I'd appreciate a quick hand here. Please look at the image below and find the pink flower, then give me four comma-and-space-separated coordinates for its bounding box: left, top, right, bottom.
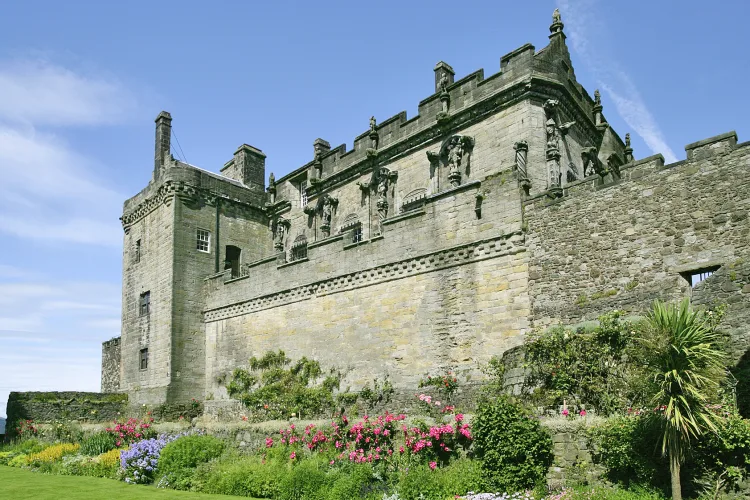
265, 438, 274, 448
429, 461, 437, 470
561, 409, 569, 417
579, 410, 587, 417
289, 452, 296, 460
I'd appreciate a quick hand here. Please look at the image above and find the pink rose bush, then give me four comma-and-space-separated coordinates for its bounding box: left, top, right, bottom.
266, 410, 472, 469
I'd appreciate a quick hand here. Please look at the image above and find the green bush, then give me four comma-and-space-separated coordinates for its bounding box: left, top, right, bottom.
326, 464, 380, 500
196, 455, 287, 498
472, 396, 553, 492
397, 464, 446, 500
157, 434, 225, 490
277, 458, 332, 500
226, 350, 346, 421
80, 431, 117, 456
589, 415, 666, 489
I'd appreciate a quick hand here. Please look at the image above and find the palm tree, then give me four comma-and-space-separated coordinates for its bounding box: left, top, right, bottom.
640, 299, 726, 500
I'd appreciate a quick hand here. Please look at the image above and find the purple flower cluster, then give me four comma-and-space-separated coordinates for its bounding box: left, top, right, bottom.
120, 432, 191, 484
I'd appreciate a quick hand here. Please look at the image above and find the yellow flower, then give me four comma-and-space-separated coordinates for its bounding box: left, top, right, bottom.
95, 447, 126, 468
25, 443, 79, 464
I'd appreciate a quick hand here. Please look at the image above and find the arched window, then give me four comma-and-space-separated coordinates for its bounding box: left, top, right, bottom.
291, 235, 308, 261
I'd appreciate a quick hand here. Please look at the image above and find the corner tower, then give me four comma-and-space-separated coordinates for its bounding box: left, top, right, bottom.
119, 112, 271, 405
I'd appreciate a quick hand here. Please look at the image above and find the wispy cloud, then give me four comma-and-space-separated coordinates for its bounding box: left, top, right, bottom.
556, 0, 678, 163
0, 59, 131, 247
0, 59, 136, 127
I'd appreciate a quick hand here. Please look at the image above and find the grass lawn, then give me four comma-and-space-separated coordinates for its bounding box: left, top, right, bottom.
0, 466, 255, 500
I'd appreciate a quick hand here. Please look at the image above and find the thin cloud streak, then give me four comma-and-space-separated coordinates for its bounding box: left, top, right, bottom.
556, 0, 678, 163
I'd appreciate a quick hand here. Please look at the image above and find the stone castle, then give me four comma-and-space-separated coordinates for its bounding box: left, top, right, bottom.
101, 10, 750, 415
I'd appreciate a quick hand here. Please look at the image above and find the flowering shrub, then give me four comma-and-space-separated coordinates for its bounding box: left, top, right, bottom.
120, 433, 183, 484
25, 443, 80, 465
267, 410, 472, 468
15, 419, 38, 439
105, 416, 155, 447
461, 493, 535, 500
419, 370, 459, 399
97, 447, 127, 468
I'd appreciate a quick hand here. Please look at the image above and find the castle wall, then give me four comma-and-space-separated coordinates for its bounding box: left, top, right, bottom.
525, 133, 750, 334
100, 337, 121, 393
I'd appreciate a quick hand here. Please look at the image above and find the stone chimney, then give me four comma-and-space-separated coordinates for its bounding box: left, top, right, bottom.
233, 144, 266, 196
434, 61, 455, 93
154, 111, 172, 180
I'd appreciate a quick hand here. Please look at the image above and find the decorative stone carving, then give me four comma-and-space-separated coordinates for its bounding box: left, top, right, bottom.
607, 153, 623, 179
593, 89, 604, 126
368, 166, 398, 231
272, 217, 290, 252
582, 147, 606, 177
566, 162, 579, 183
513, 141, 531, 194
401, 188, 427, 213
624, 133, 634, 163
368, 116, 379, 155
436, 75, 451, 123
426, 151, 440, 193
440, 135, 475, 188
267, 172, 276, 204
544, 99, 563, 197
316, 195, 339, 238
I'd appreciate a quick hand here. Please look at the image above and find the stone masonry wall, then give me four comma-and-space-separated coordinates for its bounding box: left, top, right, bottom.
525, 134, 750, 339
5, 392, 128, 441
204, 166, 531, 402
101, 337, 121, 393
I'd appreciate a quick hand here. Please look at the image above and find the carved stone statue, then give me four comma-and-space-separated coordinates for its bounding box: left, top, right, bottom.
625, 133, 631, 147
546, 118, 559, 150
273, 219, 288, 251
439, 135, 474, 188
322, 197, 334, 227
594, 89, 601, 106
370, 116, 376, 132
438, 74, 449, 93
582, 147, 605, 177
269, 172, 275, 186
553, 8, 561, 24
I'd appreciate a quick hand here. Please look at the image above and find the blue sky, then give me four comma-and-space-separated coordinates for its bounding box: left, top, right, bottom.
0, 0, 747, 418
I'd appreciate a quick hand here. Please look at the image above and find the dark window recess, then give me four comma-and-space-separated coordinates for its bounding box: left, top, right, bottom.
135, 239, 141, 263
139, 348, 149, 370
139, 291, 151, 316
680, 266, 721, 288
225, 245, 241, 278
291, 235, 308, 261
351, 225, 363, 244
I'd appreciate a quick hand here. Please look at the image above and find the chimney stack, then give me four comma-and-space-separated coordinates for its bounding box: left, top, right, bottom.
154, 111, 172, 180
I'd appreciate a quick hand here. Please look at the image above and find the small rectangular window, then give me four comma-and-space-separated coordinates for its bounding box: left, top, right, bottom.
299, 180, 308, 208
352, 226, 363, 244
197, 229, 211, 253
680, 265, 720, 288
135, 239, 141, 263
139, 348, 149, 370
139, 291, 150, 316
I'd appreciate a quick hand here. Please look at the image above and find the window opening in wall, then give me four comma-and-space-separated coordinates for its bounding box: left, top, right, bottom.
352, 225, 363, 244
139, 348, 149, 370
680, 265, 721, 288
197, 229, 211, 253
225, 245, 242, 278
291, 235, 308, 261
135, 239, 141, 263
139, 291, 151, 316
299, 179, 308, 208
